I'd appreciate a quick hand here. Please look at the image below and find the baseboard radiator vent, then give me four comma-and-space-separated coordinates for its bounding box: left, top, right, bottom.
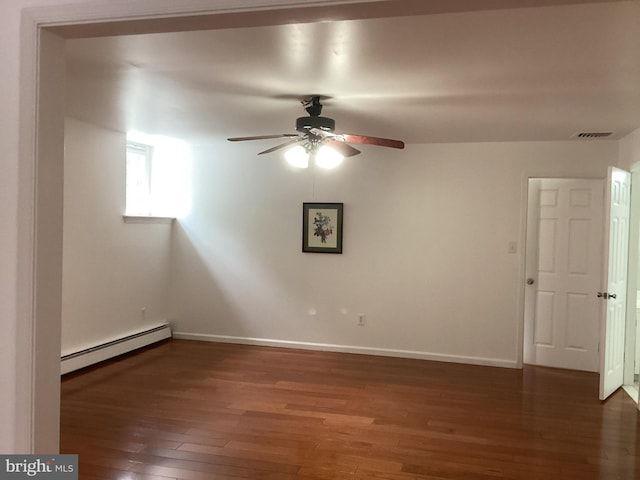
61, 323, 171, 375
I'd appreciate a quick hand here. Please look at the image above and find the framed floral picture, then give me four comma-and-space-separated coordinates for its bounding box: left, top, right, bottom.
302, 203, 343, 254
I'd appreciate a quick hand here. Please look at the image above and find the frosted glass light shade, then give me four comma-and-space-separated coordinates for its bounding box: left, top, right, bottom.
285, 145, 309, 168
315, 145, 344, 169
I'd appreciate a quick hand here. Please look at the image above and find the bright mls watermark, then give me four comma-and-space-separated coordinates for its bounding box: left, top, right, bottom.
0, 455, 77, 479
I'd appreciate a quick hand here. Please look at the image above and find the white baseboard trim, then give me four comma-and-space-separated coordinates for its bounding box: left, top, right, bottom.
171, 332, 518, 369
61, 323, 172, 375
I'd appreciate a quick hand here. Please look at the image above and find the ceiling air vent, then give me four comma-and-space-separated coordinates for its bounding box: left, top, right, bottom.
573, 132, 613, 139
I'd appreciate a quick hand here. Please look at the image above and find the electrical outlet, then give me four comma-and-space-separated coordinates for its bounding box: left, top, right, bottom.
141, 307, 146, 321
357, 313, 366, 326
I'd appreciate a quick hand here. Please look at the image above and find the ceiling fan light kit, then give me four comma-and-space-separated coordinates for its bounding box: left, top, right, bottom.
228, 96, 405, 169
284, 143, 344, 169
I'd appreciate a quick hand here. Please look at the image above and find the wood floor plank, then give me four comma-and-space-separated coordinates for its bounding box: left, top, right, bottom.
61, 339, 640, 479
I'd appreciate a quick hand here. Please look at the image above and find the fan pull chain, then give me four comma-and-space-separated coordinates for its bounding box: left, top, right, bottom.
312, 170, 316, 198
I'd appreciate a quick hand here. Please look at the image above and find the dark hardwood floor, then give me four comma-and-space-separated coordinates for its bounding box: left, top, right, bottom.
60, 339, 640, 479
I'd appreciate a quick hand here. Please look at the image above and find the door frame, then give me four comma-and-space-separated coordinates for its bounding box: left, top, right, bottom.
520, 176, 604, 372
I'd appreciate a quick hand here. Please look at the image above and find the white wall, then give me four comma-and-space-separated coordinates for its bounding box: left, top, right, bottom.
62, 118, 172, 355
620, 127, 640, 171
170, 139, 617, 366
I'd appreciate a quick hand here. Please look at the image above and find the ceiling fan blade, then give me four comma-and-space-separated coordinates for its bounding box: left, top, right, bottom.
308, 128, 404, 150
326, 140, 360, 157
337, 134, 405, 149
228, 134, 299, 142
257, 137, 304, 155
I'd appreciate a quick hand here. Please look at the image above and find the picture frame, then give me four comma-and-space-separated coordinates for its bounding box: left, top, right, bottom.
302, 203, 343, 254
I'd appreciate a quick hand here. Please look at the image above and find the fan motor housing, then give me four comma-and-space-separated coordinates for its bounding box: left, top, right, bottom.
296, 116, 335, 133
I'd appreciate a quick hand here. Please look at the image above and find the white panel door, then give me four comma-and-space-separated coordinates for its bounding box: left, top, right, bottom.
524, 178, 603, 372
600, 167, 630, 400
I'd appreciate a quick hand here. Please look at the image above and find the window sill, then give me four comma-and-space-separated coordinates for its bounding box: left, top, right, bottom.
123, 215, 175, 224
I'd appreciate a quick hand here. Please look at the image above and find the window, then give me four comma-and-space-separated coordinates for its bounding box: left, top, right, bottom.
126, 142, 153, 216
125, 132, 191, 219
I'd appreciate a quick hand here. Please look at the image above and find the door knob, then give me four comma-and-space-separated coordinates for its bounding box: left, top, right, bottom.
597, 292, 617, 299
526, 278, 535, 285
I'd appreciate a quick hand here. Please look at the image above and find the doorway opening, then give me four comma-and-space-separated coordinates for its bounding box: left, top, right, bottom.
524, 170, 632, 402
622, 165, 640, 403
523, 178, 604, 373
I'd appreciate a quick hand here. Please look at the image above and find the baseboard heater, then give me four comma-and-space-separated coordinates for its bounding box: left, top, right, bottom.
61, 323, 171, 375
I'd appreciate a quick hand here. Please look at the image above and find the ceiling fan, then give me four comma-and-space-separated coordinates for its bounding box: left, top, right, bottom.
227, 96, 405, 168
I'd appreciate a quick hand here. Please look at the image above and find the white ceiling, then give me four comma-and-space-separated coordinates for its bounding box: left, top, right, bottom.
64, 0, 640, 146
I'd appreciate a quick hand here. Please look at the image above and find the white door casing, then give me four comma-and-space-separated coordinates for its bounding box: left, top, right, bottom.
524, 178, 603, 372
599, 167, 630, 400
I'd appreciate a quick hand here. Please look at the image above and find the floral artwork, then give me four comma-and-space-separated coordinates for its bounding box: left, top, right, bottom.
302, 203, 343, 253
312, 211, 333, 244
